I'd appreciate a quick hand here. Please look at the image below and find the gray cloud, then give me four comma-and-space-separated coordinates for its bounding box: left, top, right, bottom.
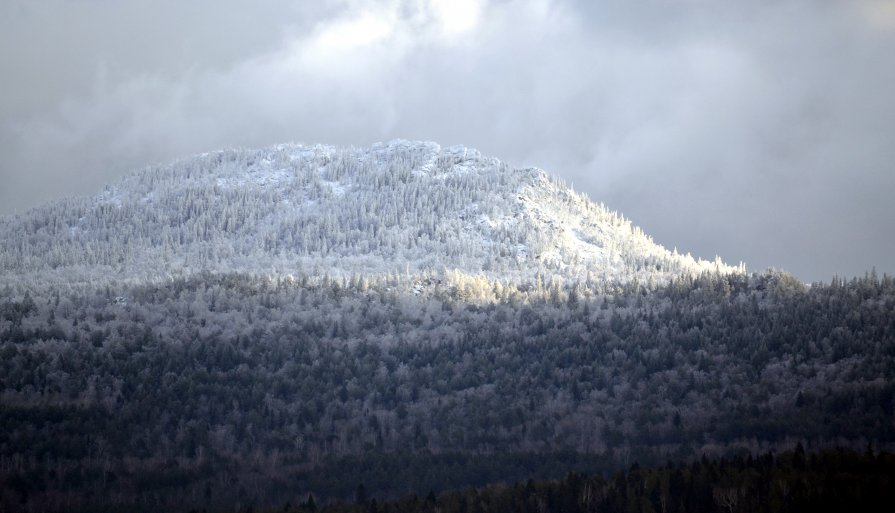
2, 0, 893, 282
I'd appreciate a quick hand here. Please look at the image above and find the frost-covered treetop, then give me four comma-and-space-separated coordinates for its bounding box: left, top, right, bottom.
0, 140, 743, 291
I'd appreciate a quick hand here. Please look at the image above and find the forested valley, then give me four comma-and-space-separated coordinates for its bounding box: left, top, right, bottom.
1, 270, 893, 512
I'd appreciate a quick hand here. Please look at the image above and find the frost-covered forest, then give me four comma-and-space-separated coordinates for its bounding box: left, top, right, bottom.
1, 270, 893, 511
0, 142, 891, 512
0, 141, 739, 291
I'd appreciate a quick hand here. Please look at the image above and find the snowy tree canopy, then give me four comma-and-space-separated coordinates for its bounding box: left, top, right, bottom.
0, 140, 743, 293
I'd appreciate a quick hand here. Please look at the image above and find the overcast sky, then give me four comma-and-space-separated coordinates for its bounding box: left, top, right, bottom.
2, 0, 893, 282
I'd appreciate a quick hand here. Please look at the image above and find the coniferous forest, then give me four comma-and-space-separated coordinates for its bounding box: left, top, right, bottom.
5, 0, 895, 503
1, 270, 893, 512
4, 0, 895, 507
0, 141, 892, 512
248, 447, 895, 513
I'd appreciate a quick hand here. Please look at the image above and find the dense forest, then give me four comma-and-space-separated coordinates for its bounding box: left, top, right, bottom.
0, 141, 739, 291
248, 447, 895, 513
1, 269, 893, 511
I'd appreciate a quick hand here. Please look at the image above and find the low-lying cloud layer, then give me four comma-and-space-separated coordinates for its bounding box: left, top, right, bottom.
2, 0, 893, 281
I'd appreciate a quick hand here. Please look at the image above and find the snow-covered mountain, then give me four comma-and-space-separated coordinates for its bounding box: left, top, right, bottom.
0, 140, 743, 290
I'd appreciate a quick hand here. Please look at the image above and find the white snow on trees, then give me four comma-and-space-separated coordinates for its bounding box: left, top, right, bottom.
0, 140, 744, 292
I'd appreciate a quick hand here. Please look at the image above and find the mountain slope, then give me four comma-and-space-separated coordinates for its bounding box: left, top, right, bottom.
0, 140, 741, 290
2, 142, 894, 513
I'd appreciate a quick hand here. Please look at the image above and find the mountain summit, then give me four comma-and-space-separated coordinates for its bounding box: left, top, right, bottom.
0, 140, 742, 289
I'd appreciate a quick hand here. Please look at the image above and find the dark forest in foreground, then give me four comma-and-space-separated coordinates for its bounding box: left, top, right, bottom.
1, 271, 894, 511
246, 447, 895, 513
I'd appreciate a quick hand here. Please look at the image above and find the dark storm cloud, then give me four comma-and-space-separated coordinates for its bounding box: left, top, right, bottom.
2, 0, 893, 281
